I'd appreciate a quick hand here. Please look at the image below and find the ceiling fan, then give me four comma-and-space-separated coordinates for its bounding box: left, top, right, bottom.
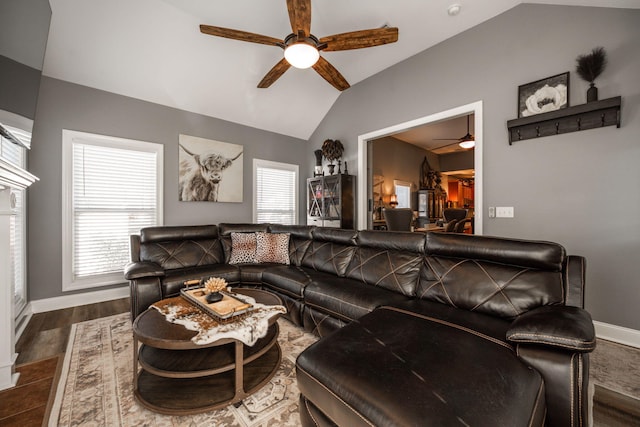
199, 0, 398, 91
433, 115, 475, 149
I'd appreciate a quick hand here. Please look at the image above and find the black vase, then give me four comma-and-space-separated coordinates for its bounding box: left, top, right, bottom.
205, 292, 223, 303
587, 83, 598, 102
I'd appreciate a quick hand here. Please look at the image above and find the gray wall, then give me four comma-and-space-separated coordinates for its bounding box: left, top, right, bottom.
307, 5, 640, 329
0, 56, 42, 120
0, 0, 51, 120
29, 77, 307, 300
440, 150, 474, 173
371, 136, 433, 199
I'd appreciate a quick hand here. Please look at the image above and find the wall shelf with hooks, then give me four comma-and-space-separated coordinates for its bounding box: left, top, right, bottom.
507, 96, 621, 145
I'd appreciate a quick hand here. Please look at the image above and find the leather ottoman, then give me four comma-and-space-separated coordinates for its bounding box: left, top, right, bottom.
296, 306, 547, 427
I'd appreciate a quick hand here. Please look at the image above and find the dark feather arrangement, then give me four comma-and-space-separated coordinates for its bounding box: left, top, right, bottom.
575, 47, 607, 83
322, 139, 344, 162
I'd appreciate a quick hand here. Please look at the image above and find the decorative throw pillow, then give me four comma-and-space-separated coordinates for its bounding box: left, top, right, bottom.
229, 232, 257, 264
255, 232, 290, 264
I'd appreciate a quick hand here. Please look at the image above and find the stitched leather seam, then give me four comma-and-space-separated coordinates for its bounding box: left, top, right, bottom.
570, 353, 575, 426
473, 262, 523, 317
528, 382, 545, 427
304, 398, 321, 427
507, 333, 595, 350
191, 240, 220, 265
344, 251, 365, 281
309, 309, 344, 335
154, 242, 188, 268
581, 258, 585, 306
297, 365, 375, 427
382, 307, 512, 351
373, 254, 418, 295
578, 354, 584, 427
306, 299, 359, 321
507, 339, 593, 351
423, 257, 462, 307
563, 259, 569, 304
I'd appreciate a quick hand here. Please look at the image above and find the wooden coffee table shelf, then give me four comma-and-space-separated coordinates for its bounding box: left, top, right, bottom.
132, 288, 283, 415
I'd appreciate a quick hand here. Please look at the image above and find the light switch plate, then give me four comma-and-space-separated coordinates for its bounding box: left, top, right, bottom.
488, 207, 495, 218
496, 207, 514, 218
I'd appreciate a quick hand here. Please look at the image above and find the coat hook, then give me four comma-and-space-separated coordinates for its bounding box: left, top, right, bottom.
535, 126, 540, 137
517, 129, 522, 140
601, 113, 606, 127
577, 117, 582, 130
555, 122, 560, 134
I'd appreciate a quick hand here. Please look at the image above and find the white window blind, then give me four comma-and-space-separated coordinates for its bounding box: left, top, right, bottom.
254, 159, 298, 225
1, 123, 27, 313
62, 130, 163, 290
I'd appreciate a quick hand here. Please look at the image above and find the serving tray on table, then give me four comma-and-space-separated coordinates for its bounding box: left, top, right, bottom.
180, 287, 253, 319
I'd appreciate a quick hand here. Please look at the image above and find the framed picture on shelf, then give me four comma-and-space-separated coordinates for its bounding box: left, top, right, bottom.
517, 72, 569, 118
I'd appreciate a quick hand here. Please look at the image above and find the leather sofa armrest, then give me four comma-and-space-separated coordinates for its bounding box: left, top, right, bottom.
507, 305, 596, 352
124, 261, 165, 280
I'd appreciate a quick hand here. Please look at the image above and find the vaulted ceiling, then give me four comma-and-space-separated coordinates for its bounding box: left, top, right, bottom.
42, 0, 634, 140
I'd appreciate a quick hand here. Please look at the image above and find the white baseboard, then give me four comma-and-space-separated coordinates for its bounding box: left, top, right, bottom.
594, 321, 640, 349
29, 286, 129, 314
15, 308, 33, 341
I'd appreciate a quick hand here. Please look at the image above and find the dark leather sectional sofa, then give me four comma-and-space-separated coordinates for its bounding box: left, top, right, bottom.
125, 223, 595, 426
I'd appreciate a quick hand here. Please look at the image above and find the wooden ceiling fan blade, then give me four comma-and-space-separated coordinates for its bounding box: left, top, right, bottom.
319, 27, 398, 51
287, 0, 311, 36
200, 25, 283, 47
258, 58, 291, 88
312, 56, 350, 91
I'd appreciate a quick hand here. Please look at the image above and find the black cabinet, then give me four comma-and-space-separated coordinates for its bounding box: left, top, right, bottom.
307, 175, 355, 229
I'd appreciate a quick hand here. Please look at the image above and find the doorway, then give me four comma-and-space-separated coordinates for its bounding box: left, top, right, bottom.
357, 101, 483, 234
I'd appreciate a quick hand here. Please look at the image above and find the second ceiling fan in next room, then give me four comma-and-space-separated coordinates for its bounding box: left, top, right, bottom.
199, 0, 399, 91
433, 115, 475, 149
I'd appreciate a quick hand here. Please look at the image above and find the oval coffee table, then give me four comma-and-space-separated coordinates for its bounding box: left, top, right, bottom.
132, 288, 283, 415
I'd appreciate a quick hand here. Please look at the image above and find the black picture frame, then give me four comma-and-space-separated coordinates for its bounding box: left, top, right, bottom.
517, 72, 570, 118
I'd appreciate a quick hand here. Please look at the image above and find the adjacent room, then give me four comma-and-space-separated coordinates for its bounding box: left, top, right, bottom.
1, 0, 639, 425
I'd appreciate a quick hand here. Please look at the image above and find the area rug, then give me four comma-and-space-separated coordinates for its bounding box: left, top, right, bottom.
49, 313, 318, 426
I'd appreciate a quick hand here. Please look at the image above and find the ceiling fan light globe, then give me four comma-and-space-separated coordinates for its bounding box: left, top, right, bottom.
459, 140, 475, 149
284, 43, 319, 69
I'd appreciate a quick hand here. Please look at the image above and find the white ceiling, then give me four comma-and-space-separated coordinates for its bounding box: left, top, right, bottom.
42, 0, 635, 140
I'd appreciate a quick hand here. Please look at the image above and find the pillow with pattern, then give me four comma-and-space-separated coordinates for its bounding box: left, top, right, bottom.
229, 232, 257, 264
255, 232, 290, 264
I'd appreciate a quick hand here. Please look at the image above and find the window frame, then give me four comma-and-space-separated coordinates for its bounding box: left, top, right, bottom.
252, 158, 299, 225
61, 130, 164, 291
394, 179, 412, 209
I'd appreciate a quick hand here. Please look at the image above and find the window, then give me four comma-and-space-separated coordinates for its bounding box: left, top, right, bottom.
253, 159, 298, 225
62, 130, 163, 291
394, 180, 412, 209
0, 122, 28, 316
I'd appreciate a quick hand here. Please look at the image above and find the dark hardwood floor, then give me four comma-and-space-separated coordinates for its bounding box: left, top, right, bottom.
8, 297, 640, 426
15, 297, 130, 365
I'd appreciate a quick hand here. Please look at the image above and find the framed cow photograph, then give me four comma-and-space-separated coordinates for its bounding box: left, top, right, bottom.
178, 134, 244, 202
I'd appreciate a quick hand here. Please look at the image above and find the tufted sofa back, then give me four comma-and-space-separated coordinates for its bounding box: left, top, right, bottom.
302, 228, 357, 277
420, 232, 567, 319
345, 231, 425, 297
138, 225, 224, 270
